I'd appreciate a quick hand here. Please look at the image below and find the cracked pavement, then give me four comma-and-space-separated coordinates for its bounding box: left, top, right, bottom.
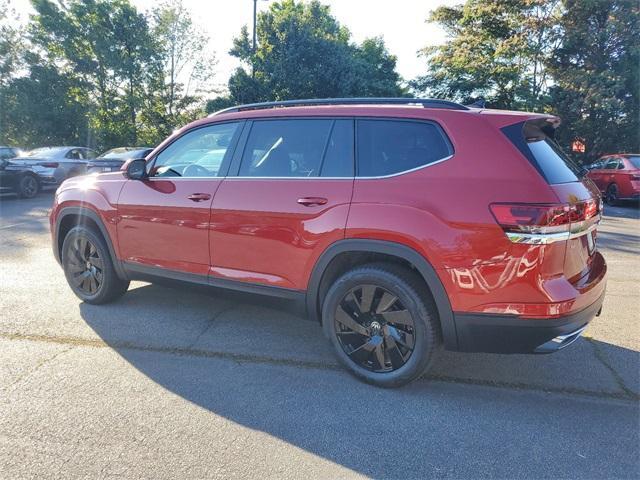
1, 193, 638, 479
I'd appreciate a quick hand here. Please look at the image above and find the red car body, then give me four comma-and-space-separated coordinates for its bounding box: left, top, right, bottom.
50, 100, 606, 356
587, 154, 640, 203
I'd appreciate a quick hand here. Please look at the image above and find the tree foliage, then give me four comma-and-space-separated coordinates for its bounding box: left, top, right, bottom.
413, 0, 562, 109
548, 0, 639, 160
0, 0, 214, 150
415, 0, 639, 161
217, 0, 404, 107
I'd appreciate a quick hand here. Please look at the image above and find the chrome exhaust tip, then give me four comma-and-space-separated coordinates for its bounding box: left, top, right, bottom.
534, 325, 587, 354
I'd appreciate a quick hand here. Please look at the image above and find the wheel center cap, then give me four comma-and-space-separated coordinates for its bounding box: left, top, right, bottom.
370, 321, 382, 336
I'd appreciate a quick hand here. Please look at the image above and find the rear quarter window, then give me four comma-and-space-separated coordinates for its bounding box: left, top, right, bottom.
356, 119, 453, 177
502, 120, 583, 185
628, 156, 640, 169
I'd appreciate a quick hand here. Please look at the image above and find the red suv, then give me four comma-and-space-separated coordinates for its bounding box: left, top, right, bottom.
586, 154, 640, 204
50, 98, 607, 387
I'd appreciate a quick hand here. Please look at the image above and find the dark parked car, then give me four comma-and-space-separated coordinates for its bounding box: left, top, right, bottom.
50, 98, 606, 387
87, 147, 153, 174
0, 159, 41, 198
0, 146, 22, 160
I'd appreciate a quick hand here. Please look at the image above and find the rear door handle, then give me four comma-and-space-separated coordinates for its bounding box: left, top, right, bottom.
187, 193, 212, 202
297, 197, 328, 207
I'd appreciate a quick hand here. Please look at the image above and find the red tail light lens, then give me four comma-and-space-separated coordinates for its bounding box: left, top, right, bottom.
39, 162, 59, 168
490, 199, 600, 244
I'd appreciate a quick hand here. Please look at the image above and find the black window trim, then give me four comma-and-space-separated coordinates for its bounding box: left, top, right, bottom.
225, 115, 453, 180
145, 120, 246, 180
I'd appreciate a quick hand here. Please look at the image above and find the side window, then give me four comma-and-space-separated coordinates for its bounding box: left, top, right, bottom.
320, 119, 354, 177
604, 158, 619, 170
84, 149, 97, 159
66, 149, 81, 160
151, 122, 241, 178
239, 119, 333, 177
356, 120, 452, 177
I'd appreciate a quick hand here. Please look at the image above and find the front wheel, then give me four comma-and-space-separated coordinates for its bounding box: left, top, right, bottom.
61, 226, 130, 304
322, 263, 440, 388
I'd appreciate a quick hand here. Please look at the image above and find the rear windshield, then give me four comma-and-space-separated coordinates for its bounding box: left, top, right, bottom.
628, 155, 640, 169
502, 120, 582, 185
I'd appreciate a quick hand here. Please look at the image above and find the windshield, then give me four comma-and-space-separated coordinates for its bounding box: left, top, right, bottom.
628, 155, 640, 169
22, 147, 68, 158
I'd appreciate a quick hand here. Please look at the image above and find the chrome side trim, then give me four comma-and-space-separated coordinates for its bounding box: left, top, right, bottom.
506, 218, 600, 245
142, 154, 455, 181
226, 154, 455, 180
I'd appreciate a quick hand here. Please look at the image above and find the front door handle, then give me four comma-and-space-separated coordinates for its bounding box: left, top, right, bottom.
297, 197, 328, 207
187, 193, 212, 202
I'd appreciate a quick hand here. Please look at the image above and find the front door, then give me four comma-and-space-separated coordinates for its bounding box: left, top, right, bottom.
209, 118, 354, 290
117, 121, 243, 277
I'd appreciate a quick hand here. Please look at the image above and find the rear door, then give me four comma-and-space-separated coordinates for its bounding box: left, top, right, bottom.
209, 117, 354, 290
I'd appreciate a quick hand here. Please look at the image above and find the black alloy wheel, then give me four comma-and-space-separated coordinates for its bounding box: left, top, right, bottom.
334, 284, 416, 372
66, 236, 104, 295
62, 226, 130, 304
18, 175, 39, 199
322, 263, 439, 388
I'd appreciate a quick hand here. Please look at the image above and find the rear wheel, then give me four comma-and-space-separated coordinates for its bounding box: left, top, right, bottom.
605, 183, 619, 205
62, 226, 129, 304
322, 263, 439, 388
17, 174, 39, 199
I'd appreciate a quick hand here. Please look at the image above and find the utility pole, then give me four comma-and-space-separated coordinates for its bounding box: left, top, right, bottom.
253, 0, 258, 52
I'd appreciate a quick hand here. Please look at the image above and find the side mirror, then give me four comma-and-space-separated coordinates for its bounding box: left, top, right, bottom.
124, 158, 147, 180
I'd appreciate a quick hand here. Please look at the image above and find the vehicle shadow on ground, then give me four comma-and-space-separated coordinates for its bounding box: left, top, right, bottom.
79, 282, 639, 477
603, 202, 640, 220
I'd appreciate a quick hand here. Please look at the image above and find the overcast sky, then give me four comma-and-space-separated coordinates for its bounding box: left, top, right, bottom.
11, 0, 459, 88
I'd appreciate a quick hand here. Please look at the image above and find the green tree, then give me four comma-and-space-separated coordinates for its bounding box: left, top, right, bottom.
548, 0, 639, 160
148, 0, 217, 138
219, 0, 404, 107
1, 63, 90, 147
0, 0, 25, 88
413, 0, 562, 109
29, 0, 158, 149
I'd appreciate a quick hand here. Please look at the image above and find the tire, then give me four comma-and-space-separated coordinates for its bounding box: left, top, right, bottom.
605, 184, 619, 206
322, 263, 440, 388
17, 174, 39, 199
61, 225, 130, 304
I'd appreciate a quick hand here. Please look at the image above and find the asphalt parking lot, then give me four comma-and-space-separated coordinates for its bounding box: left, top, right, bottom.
1, 192, 638, 479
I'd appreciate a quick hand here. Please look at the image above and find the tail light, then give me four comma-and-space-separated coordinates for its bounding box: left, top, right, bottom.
490, 199, 600, 244
39, 162, 59, 168
631, 174, 640, 181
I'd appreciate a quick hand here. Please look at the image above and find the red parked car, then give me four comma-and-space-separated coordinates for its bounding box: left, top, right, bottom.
50, 98, 607, 387
586, 154, 640, 204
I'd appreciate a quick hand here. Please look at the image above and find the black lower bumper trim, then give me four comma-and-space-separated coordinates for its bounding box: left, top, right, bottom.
451, 292, 605, 354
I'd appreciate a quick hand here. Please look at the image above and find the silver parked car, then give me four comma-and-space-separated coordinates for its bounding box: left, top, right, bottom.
10, 146, 97, 187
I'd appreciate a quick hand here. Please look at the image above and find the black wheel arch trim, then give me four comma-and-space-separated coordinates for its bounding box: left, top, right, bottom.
54, 206, 128, 280
306, 239, 458, 350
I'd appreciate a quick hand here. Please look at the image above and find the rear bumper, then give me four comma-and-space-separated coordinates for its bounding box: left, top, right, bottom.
451, 290, 605, 354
